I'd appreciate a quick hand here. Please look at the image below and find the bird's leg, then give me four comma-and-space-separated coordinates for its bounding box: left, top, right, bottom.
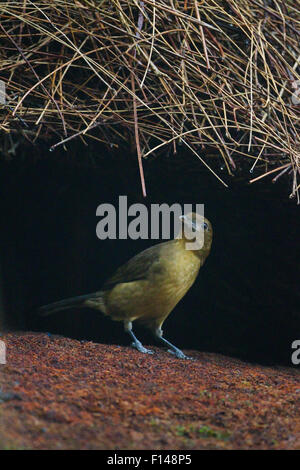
154, 327, 192, 360
124, 321, 153, 354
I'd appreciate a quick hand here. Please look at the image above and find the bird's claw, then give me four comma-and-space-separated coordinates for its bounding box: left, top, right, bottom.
167, 349, 194, 360
131, 342, 154, 354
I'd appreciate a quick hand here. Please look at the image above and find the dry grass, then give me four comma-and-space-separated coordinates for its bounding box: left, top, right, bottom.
0, 1, 299, 198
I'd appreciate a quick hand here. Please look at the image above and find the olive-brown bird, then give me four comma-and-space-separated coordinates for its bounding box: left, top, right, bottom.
38, 212, 212, 359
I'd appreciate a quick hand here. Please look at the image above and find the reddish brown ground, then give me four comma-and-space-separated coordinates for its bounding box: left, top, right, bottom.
0, 332, 299, 450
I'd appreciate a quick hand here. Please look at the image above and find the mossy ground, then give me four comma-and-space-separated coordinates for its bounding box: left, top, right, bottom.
0, 332, 299, 450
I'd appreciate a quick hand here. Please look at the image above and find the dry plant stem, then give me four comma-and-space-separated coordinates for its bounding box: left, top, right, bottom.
131, 71, 147, 197
249, 163, 291, 184
132, 0, 147, 197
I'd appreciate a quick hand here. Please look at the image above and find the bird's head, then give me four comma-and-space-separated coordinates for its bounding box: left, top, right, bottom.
178, 212, 213, 254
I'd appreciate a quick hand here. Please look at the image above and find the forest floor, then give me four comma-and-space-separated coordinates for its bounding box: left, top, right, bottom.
0, 331, 299, 450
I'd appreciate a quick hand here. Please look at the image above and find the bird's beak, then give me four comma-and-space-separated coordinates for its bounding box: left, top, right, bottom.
179, 215, 197, 231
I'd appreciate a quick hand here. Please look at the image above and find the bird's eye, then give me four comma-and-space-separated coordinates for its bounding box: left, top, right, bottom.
201, 222, 208, 231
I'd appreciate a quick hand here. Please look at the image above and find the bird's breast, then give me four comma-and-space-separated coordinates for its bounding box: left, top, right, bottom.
105, 244, 201, 325
155, 248, 201, 300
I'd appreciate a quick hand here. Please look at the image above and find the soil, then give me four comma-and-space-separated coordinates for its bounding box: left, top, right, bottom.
0, 332, 299, 450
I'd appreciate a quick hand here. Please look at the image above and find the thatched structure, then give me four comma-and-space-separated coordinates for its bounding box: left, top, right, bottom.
0, 1, 299, 198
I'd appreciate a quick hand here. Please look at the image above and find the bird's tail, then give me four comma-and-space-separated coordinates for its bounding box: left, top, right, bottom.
38, 292, 104, 317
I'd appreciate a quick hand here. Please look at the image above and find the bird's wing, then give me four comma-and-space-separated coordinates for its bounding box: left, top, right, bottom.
101, 242, 167, 291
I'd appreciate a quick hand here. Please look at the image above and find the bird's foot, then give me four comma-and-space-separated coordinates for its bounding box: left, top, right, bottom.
167, 349, 194, 360
131, 341, 154, 354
